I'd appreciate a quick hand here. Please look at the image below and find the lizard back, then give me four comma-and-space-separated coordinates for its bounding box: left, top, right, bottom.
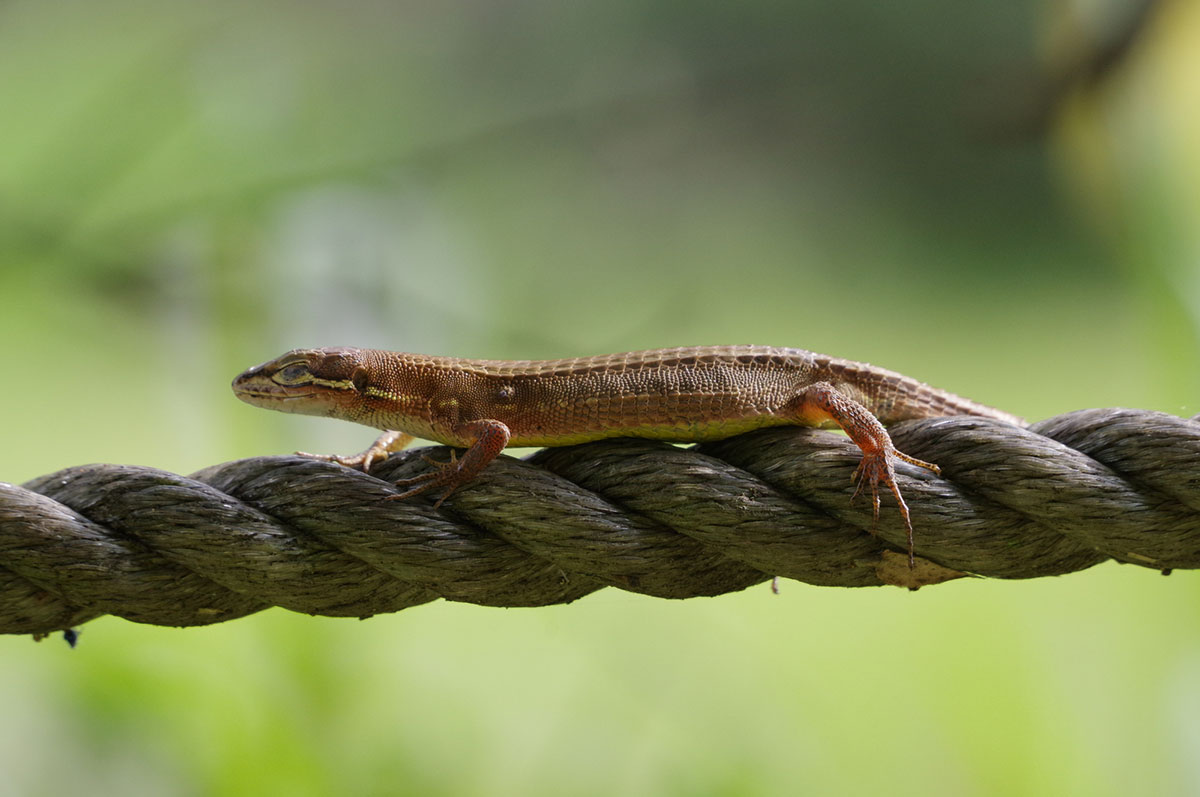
355, 345, 1022, 447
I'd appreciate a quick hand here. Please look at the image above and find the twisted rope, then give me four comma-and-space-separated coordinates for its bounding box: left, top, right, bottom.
2, 408, 1197, 636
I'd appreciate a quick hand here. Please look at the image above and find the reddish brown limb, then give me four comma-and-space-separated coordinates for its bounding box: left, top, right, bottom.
385, 419, 511, 508
298, 430, 415, 471
789, 382, 939, 567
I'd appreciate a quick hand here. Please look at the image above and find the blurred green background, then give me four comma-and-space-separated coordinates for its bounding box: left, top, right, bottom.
3, 0, 1200, 794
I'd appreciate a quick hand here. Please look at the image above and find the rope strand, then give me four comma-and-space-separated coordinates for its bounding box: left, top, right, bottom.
2, 409, 1195, 636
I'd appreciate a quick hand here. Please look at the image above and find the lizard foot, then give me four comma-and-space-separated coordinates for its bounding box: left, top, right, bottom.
386, 451, 465, 508
297, 431, 415, 473
384, 419, 510, 509
851, 448, 921, 568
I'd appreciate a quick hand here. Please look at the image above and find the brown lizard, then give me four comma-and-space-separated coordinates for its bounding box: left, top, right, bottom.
232, 346, 1023, 565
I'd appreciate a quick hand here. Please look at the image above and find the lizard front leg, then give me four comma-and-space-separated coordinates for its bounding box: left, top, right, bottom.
299, 430, 415, 471
787, 382, 938, 566
386, 419, 512, 507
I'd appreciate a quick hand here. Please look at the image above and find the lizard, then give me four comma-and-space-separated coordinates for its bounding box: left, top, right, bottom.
232, 345, 1023, 565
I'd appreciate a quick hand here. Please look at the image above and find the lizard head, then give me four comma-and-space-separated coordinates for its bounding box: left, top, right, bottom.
232, 347, 372, 418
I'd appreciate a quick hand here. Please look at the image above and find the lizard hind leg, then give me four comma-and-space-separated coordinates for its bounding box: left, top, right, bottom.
788, 382, 934, 567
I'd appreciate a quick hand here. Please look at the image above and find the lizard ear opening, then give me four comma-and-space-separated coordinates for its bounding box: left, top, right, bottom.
351, 367, 371, 393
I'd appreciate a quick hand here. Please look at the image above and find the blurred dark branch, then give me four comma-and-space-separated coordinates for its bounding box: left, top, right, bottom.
987, 0, 1162, 140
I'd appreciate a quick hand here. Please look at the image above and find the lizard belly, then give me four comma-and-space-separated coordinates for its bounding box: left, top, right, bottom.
506, 412, 796, 448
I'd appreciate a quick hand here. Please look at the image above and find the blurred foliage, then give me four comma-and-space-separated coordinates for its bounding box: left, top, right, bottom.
2, 0, 1199, 795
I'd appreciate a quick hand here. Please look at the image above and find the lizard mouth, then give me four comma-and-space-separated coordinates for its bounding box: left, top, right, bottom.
237, 388, 317, 400
231, 376, 319, 402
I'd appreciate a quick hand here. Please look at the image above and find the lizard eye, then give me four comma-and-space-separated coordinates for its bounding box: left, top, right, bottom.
273, 363, 313, 385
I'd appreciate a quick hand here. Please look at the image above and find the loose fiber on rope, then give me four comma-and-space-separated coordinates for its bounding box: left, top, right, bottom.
1, 409, 1197, 637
